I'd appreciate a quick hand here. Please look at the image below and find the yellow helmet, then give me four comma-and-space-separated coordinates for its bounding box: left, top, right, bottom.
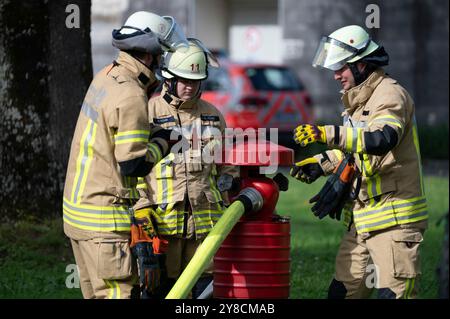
161, 38, 219, 80
312, 25, 380, 71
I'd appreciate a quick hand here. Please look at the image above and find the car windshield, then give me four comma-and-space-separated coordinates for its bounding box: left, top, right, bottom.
202, 67, 232, 92
245, 67, 304, 91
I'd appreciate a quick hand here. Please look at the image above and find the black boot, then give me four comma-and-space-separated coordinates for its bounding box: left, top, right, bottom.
154, 277, 176, 299
192, 275, 213, 299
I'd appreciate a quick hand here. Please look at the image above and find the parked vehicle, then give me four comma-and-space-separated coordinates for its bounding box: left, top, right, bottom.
201, 59, 314, 145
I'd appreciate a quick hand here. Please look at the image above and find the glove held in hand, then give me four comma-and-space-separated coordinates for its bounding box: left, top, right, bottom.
308, 154, 356, 221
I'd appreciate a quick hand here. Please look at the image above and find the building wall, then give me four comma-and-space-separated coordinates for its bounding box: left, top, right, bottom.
228, 0, 280, 63
194, 0, 228, 49
124, 0, 190, 28
91, 0, 449, 124
281, 0, 449, 124
90, 0, 191, 73
228, 0, 278, 25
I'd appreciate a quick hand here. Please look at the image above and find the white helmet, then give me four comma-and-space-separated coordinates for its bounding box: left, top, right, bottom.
161, 38, 219, 80
312, 25, 380, 71
112, 11, 189, 54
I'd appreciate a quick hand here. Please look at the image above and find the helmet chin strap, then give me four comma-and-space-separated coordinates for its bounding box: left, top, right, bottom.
168, 78, 179, 97
149, 55, 160, 71
347, 46, 389, 87
347, 62, 374, 86
347, 63, 367, 86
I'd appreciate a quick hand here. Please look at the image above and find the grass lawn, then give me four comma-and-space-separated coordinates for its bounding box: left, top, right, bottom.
278, 175, 449, 299
0, 176, 448, 299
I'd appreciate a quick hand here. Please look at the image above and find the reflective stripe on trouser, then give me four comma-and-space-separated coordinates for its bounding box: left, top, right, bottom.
63, 197, 131, 232
402, 278, 416, 299
353, 196, 428, 234
334, 224, 423, 299
70, 238, 138, 299
104, 280, 123, 299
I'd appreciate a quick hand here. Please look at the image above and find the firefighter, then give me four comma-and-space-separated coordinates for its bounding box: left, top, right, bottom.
290, 25, 428, 299
62, 11, 189, 299
133, 38, 239, 298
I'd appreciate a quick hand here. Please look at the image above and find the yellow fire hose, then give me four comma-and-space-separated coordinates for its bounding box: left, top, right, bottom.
166, 188, 262, 299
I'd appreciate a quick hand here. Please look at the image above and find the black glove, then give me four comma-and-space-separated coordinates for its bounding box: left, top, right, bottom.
217, 174, 240, 193
150, 126, 185, 158
151, 127, 177, 144
308, 154, 356, 221
309, 175, 350, 220
290, 157, 324, 184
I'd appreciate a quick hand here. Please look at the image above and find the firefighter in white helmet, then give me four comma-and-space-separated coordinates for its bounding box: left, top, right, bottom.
63, 11, 188, 299
133, 38, 238, 298
290, 25, 428, 298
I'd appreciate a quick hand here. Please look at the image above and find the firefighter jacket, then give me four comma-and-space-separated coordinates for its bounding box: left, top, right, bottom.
315, 69, 428, 234
136, 84, 239, 238
63, 52, 168, 240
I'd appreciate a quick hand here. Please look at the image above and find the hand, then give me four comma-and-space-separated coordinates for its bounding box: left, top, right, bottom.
308, 154, 356, 220
150, 126, 178, 145
150, 126, 184, 157
133, 207, 157, 238
294, 124, 326, 147
309, 175, 350, 221
217, 174, 240, 193
289, 157, 324, 184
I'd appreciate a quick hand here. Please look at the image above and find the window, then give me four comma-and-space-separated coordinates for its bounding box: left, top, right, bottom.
202, 67, 232, 92
245, 67, 304, 91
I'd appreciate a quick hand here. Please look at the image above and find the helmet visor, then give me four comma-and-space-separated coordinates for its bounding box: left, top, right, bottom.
160, 16, 189, 52
312, 36, 360, 71
187, 38, 220, 68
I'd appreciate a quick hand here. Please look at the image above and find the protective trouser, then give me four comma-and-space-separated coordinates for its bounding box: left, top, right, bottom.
70, 238, 138, 299
162, 236, 213, 298
328, 222, 426, 299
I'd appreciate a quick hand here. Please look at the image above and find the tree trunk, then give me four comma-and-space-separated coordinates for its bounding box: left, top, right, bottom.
0, 0, 92, 220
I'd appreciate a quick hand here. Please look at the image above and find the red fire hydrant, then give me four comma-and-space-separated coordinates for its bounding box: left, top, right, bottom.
213, 139, 293, 299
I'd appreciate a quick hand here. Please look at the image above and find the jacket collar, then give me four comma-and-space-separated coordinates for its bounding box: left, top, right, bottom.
341, 68, 386, 113
161, 83, 200, 110
115, 51, 156, 91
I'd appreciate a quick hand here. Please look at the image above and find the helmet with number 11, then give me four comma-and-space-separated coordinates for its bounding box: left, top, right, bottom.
161, 38, 220, 80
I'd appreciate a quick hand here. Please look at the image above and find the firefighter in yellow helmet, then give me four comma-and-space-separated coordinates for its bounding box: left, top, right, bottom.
133, 38, 239, 298
62, 11, 189, 299
290, 25, 428, 299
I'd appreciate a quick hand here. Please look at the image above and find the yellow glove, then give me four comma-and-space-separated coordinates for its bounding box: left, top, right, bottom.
294, 124, 326, 147
289, 157, 324, 184
134, 207, 157, 238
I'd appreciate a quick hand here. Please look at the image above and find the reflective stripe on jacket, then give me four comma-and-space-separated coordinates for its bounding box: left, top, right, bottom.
63, 52, 164, 239
316, 69, 428, 234
139, 85, 239, 238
